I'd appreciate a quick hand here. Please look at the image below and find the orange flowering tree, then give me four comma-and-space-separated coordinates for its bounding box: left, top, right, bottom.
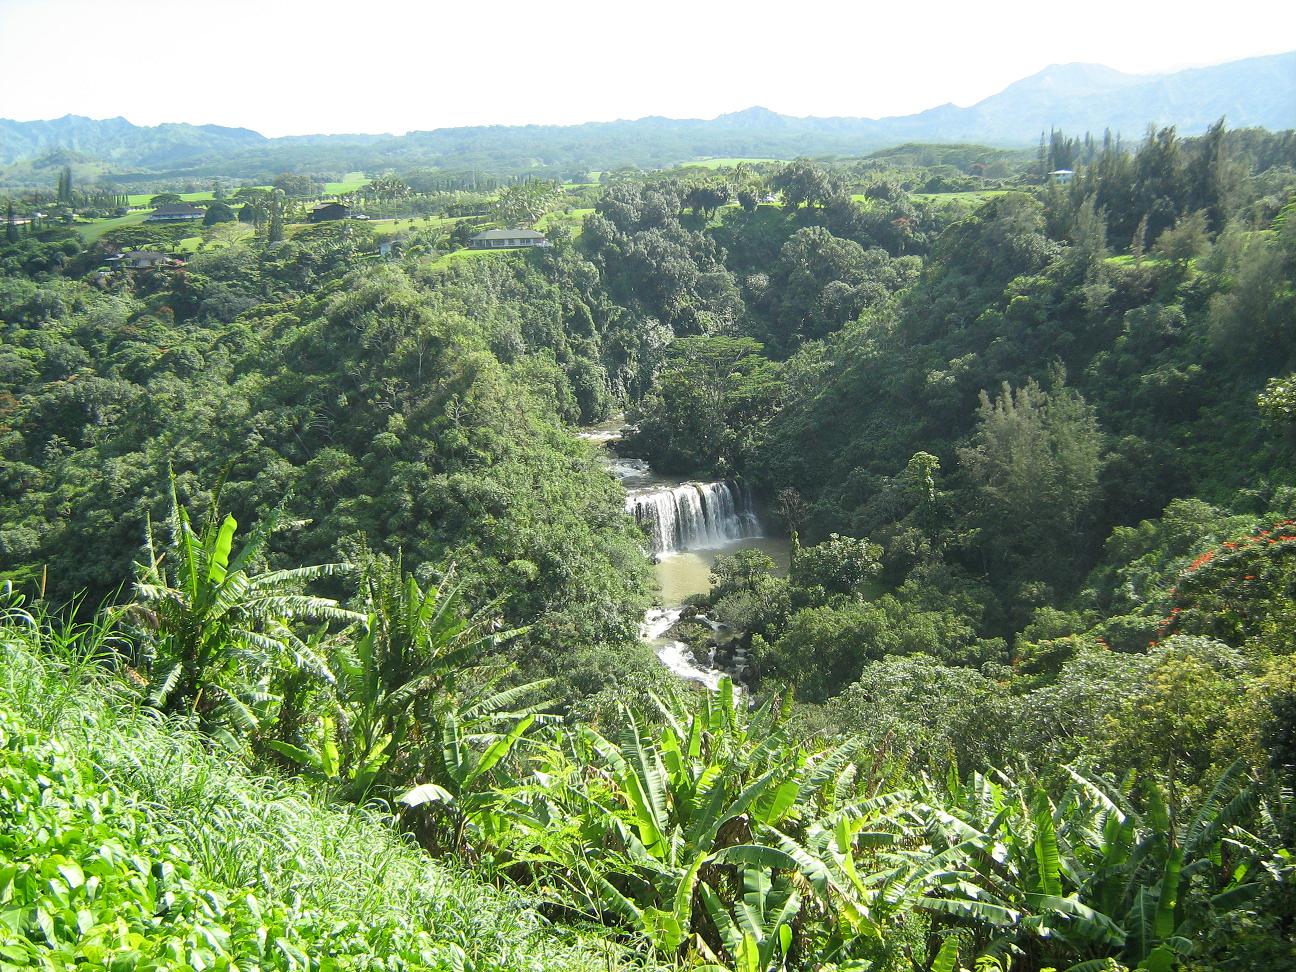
1159, 520, 1296, 654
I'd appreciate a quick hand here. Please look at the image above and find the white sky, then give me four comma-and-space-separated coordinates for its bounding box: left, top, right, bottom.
0, 0, 1292, 136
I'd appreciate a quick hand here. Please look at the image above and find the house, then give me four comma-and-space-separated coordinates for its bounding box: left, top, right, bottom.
113, 250, 172, 269
467, 228, 549, 249
309, 202, 350, 223
147, 203, 205, 222
1049, 169, 1075, 185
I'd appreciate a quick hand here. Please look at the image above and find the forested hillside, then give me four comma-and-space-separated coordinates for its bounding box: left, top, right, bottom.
2, 119, 1296, 970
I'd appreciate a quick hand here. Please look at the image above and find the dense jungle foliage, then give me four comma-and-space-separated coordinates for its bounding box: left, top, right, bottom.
3, 122, 1296, 970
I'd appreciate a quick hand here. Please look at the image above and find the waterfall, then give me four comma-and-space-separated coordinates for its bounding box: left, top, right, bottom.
641, 608, 725, 690
625, 481, 761, 555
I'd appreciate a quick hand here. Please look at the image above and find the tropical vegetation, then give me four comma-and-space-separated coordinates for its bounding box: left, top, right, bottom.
2, 119, 1295, 969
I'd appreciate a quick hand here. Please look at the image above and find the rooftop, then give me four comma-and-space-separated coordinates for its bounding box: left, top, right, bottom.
149, 203, 204, 216
470, 228, 546, 240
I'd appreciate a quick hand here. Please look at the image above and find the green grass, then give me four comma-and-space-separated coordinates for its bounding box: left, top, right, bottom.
0, 614, 652, 972
538, 207, 594, 237
367, 215, 460, 239
323, 172, 370, 195
1105, 253, 1165, 268
125, 188, 269, 207
74, 213, 207, 249
73, 210, 152, 242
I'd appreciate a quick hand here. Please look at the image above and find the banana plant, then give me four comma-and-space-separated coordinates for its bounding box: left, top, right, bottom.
901, 761, 1285, 970
697, 867, 799, 972
270, 555, 533, 804
491, 677, 895, 959
337, 556, 528, 763
128, 475, 358, 732
399, 674, 556, 852
266, 712, 394, 801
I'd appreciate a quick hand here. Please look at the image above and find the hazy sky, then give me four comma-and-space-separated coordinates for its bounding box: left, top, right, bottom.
1, 0, 1292, 136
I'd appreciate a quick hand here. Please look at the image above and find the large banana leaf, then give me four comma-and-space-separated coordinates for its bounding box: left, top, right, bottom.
930, 936, 960, 972
1032, 791, 1064, 896
1153, 846, 1182, 941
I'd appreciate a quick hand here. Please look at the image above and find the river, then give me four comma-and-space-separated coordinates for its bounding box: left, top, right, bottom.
580, 417, 790, 689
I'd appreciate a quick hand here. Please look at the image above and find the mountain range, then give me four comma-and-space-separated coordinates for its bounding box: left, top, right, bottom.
2, 51, 1292, 185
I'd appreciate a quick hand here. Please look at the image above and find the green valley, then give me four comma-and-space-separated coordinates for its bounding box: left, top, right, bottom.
2, 35, 1296, 972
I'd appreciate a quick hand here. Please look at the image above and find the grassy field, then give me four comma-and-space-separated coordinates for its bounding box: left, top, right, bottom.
1105, 253, 1166, 268
538, 207, 594, 236
0, 616, 644, 972
75, 213, 206, 248
74, 210, 152, 241
125, 187, 269, 207
323, 172, 370, 195
367, 215, 462, 239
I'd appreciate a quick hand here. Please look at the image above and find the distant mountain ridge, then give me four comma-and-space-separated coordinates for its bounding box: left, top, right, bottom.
1, 51, 1292, 182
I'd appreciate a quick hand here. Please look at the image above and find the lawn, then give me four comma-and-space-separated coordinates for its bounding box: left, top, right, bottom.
367, 215, 461, 239
1105, 253, 1165, 268
125, 187, 269, 207
538, 207, 594, 237
323, 172, 370, 195
76, 213, 239, 250
74, 210, 152, 241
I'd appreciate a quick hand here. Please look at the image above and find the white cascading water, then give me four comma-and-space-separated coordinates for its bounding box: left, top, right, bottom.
640, 607, 723, 690
626, 481, 761, 692
625, 481, 761, 556
582, 416, 763, 691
